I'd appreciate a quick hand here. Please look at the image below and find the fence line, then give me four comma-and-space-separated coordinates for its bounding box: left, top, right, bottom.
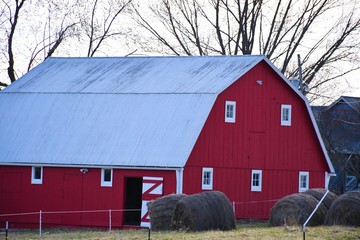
42, 208, 141, 215
0, 208, 143, 236
1, 208, 144, 239
1, 199, 281, 238
233, 199, 279, 205
0, 208, 141, 217
0, 199, 280, 219
0, 212, 40, 217
232, 198, 279, 218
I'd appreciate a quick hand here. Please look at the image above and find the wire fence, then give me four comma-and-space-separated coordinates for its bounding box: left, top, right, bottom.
231, 199, 280, 219
0, 208, 143, 239
1, 199, 281, 239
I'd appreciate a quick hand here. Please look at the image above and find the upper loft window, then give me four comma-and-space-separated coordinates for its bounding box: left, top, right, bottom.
251, 170, 262, 192
225, 101, 236, 123
281, 104, 292, 126
299, 171, 309, 192
101, 168, 113, 187
202, 167, 213, 190
31, 166, 43, 184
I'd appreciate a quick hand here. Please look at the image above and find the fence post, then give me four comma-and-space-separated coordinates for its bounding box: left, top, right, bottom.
232, 201, 236, 214
109, 209, 112, 232
5, 221, 8, 240
39, 210, 42, 240
302, 190, 329, 240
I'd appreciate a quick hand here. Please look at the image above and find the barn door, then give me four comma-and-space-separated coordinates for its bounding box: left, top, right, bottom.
140, 176, 163, 227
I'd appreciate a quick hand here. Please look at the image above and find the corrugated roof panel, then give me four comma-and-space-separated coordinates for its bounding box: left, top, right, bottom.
0, 93, 215, 167
4, 55, 263, 94
0, 55, 334, 173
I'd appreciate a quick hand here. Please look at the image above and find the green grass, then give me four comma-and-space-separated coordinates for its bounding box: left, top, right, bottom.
2, 222, 360, 240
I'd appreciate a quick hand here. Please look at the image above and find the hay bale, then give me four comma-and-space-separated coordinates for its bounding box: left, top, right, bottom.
147, 194, 186, 231
270, 193, 327, 226
324, 190, 360, 226
172, 191, 235, 231
303, 188, 338, 210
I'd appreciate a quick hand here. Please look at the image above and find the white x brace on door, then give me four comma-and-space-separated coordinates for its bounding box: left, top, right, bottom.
140, 176, 163, 227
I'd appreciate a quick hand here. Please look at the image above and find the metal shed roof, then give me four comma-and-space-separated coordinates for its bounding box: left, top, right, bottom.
0, 92, 214, 168
4, 55, 263, 94
0, 55, 334, 172
1, 55, 266, 168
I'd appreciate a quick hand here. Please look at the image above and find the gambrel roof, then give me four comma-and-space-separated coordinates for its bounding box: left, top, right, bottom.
0, 56, 333, 171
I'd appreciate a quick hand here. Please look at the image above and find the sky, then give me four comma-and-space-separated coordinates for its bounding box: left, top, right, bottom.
1, 0, 359, 105
342, 71, 360, 97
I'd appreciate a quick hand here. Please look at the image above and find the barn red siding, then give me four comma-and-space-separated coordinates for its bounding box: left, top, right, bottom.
184, 61, 329, 219
0, 166, 176, 228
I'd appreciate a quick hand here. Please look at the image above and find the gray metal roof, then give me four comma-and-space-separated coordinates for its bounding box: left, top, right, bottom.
2, 55, 265, 168
0, 92, 214, 167
4, 56, 263, 94
0, 55, 334, 172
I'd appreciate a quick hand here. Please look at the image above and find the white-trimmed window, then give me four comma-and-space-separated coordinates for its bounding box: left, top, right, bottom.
281, 104, 292, 126
202, 167, 213, 190
299, 171, 309, 192
251, 170, 262, 192
225, 101, 236, 123
101, 168, 113, 187
31, 166, 43, 184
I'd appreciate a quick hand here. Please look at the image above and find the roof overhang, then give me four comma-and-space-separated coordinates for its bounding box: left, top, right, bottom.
0, 162, 183, 171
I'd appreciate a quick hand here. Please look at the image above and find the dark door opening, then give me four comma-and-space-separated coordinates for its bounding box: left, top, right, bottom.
124, 177, 142, 225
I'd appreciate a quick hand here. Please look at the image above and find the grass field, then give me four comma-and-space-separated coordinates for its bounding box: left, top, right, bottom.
2, 222, 360, 240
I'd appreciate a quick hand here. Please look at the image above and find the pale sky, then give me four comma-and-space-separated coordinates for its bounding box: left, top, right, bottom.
1, 0, 359, 105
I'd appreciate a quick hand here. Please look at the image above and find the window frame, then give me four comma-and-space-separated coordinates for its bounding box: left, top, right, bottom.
101, 168, 113, 187
251, 169, 262, 192
225, 101, 236, 123
299, 171, 309, 192
31, 166, 43, 184
202, 167, 213, 190
281, 104, 292, 126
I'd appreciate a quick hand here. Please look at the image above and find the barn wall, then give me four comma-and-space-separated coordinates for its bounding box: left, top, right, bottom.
0, 166, 176, 228
184, 60, 329, 219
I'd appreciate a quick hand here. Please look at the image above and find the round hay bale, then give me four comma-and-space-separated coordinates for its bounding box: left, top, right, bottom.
303, 188, 338, 210
324, 190, 360, 226
270, 193, 327, 226
147, 194, 186, 231
172, 191, 235, 231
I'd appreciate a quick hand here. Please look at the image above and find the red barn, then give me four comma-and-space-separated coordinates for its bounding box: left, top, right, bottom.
0, 56, 334, 228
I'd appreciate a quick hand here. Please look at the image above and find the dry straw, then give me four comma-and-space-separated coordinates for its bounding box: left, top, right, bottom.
172, 191, 236, 231
270, 193, 327, 226
303, 188, 337, 210
324, 190, 360, 226
147, 194, 186, 231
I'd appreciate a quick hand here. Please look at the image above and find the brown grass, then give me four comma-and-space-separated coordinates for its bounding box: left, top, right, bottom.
2, 221, 360, 240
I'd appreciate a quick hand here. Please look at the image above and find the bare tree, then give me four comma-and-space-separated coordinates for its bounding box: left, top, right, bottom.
0, 0, 133, 88
26, 1, 80, 72
130, 0, 360, 102
0, 0, 80, 88
80, 0, 132, 57
2, 0, 26, 86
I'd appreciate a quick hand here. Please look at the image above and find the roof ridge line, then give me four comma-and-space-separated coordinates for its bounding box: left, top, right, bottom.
0, 91, 217, 95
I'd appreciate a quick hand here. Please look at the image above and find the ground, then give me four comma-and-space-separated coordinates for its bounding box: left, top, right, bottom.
1, 221, 360, 239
